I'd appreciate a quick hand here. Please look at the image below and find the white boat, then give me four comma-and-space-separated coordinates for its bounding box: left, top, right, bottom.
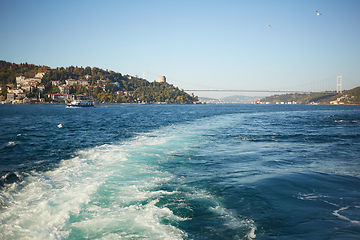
66, 100, 94, 108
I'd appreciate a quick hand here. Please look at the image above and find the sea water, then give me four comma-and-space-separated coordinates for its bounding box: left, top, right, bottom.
0, 104, 359, 239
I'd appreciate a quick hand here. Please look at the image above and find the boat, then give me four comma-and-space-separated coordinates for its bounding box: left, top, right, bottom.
66, 100, 94, 108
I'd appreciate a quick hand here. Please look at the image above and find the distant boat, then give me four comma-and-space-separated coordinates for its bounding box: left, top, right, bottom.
66, 100, 94, 108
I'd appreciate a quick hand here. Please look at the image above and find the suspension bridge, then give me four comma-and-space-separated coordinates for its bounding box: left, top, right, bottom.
136, 71, 359, 94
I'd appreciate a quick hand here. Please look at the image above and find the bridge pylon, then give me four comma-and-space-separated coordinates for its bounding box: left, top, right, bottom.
337, 75, 342, 93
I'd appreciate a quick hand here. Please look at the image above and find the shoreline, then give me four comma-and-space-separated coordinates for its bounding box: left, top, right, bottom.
1, 102, 359, 106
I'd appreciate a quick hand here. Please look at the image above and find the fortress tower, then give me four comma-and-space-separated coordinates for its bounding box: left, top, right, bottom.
157, 76, 166, 83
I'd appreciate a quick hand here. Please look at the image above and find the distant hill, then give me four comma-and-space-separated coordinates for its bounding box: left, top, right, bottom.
221, 95, 261, 103
199, 95, 261, 104
260, 87, 360, 105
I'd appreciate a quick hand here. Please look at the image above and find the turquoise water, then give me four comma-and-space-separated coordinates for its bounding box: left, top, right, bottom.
0, 104, 359, 239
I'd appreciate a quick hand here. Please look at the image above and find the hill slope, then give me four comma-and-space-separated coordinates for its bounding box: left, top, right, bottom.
260, 88, 360, 105
0, 60, 197, 104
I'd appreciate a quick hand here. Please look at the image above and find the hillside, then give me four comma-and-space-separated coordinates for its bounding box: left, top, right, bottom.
0, 60, 197, 104
260, 88, 360, 105
221, 95, 262, 103
199, 95, 262, 104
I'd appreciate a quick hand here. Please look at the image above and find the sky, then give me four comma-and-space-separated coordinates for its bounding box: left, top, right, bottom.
1, 0, 359, 98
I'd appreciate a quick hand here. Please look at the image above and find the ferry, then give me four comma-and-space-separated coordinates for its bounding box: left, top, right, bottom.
66, 100, 94, 108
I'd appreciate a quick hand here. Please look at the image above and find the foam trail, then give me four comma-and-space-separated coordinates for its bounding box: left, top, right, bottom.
0, 114, 256, 239
0, 126, 188, 239
1, 141, 190, 239
333, 206, 360, 225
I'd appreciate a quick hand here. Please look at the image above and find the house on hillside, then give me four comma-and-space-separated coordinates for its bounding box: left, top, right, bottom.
7, 93, 15, 102
96, 80, 107, 86
49, 93, 71, 102
116, 91, 125, 96
23, 97, 31, 104
21, 85, 33, 92
65, 79, 88, 86
16, 76, 26, 87
37, 85, 45, 93
58, 85, 70, 94
52, 81, 61, 86
65, 79, 78, 86
77, 79, 88, 86
75, 94, 85, 100
16, 92, 26, 99
35, 72, 46, 78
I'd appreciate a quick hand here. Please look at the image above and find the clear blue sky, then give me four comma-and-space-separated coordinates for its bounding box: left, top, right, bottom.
1, 0, 359, 98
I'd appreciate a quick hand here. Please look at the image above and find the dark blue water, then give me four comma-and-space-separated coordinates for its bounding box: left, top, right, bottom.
0, 104, 359, 239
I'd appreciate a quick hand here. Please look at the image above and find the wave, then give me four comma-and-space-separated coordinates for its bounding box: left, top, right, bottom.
3, 141, 17, 148
333, 206, 360, 225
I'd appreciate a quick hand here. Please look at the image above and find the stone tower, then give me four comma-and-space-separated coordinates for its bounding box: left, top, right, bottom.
157, 76, 166, 83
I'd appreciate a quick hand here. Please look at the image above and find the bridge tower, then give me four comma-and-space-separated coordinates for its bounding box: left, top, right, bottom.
337, 75, 342, 93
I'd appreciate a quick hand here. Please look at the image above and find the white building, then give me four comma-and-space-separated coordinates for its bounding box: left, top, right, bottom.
16, 76, 26, 87
59, 85, 70, 94
7, 93, 15, 101
35, 72, 45, 78
65, 79, 78, 86
49, 93, 71, 102
65, 79, 88, 86
77, 79, 88, 86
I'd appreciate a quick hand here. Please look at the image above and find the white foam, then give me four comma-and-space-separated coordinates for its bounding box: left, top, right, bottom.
0, 135, 190, 239
6, 141, 16, 147
0, 113, 252, 239
333, 206, 360, 225
209, 204, 257, 239
297, 193, 323, 201
0, 141, 17, 150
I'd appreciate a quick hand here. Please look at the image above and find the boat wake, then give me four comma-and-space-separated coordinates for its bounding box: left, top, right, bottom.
0, 116, 256, 239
